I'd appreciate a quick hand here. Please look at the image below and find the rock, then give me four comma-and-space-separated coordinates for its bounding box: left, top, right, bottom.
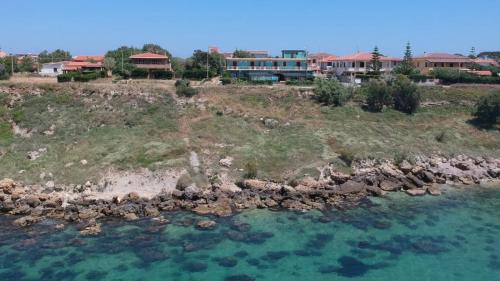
399, 160, 413, 174
144, 206, 160, 217
263, 118, 279, 129
459, 176, 474, 185
193, 199, 233, 217
124, 213, 139, 221
421, 171, 435, 183
365, 185, 384, 196
27, 148, 46, 161
80, 222, 102, 236
25, 195, 41, 208
335, 180, 366, 194
219, 157, 233, 167
124, 192, 140, 201
405, 189, 426, 196
330, 171, 351, 184
487, 168, 500, 178
406, 174, 424, 188
45, 181, 55, 189
80, 159, 88, 165
13, 216, 40, 227
379, 180, 402, 192
78, 209, 100, 220
427, 185, 442, 196
263, 198, 278, 207
55, 224, 65, 230
196, 220, 217, 230
84, 181, 92, 188
0, 178, 16, 194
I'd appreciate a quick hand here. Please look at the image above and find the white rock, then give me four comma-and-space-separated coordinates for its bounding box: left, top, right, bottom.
219, 157, 233, 167
45, 181, 55, 188
80, 159, 88, 165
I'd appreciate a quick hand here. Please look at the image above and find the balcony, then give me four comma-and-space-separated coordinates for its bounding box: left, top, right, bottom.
227, 66, 310, 71
134, 64, 172, 70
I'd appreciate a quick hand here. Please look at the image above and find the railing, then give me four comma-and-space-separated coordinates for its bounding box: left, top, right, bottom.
227, 66, 310, 71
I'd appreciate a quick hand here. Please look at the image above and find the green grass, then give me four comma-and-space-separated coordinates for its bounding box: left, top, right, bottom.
0, 84, 499, 185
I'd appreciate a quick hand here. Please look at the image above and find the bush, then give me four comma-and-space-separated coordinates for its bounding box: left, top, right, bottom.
183, 68, 207, 80
131, 68, 148, 79
473, 91, 500, 125
409, 73, 433, 83
115, 69, 131, 79
220, 77, 233, 85
313, 78, 350, 107
0, 65, 9, 80
57, 73, 73, 83
248, 80, 273, 85
151, 70, 173, 80
243, 161, 258, 179
365, 80, 392, 112
175, 79, 198, 97
392, 75, 420, 114
73, 72, 98, 82
433, 68, 500, 84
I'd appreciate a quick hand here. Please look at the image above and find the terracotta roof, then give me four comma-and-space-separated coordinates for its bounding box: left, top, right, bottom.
73, 55, 104, 62
414, 53, 472, 63
468, 70, 493, 76
474, 58, 498, 66
330, 52, 401, 62
63, 61, 102, 70
129, 52, 169, 59
309, 53, 333, 59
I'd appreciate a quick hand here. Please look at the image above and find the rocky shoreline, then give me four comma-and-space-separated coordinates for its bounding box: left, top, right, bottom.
1, 155, 499, 235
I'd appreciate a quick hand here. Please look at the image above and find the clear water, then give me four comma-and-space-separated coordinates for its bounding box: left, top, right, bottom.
1, 185, 499, 281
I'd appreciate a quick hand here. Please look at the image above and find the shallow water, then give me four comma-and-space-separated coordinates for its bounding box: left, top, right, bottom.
1, 185, 500, 281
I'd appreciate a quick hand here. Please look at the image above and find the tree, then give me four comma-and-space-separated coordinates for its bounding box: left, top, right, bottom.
473, 91, 499, 125
394, 42, 417, 76
469, 47, 476, 59
142, 43, 172, 58
39, 49, 71, 63
477, 51, 500, 60
0, 63, 9, 80
19, 57, 34, 72
105, 46, 141, 74
103, 57, 116, 76
171, 57, 186, 78
369, 46, 382, 75
313, 78, 350, 107
233, 49, 254, 58
392, 75, 420, 114
184, 49, 225, 79
365, 80, 392, 112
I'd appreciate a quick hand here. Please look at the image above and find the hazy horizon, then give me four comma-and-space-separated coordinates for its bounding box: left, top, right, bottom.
1, 0, 499, 58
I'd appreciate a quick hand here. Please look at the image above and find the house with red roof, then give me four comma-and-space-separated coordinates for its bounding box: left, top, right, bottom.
129, 52, 171, 71
63, 55, 104, 72
413, 53, 472, 75
473, 58, 498, 67
328, 52, 402, 77
307, 53, 334, 74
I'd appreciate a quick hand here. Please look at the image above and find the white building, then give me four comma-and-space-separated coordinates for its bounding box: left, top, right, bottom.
40, 62, 65, 76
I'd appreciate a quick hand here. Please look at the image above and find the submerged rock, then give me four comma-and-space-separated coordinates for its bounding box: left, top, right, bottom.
196, 220, 217, 230
405, 189, 426, 196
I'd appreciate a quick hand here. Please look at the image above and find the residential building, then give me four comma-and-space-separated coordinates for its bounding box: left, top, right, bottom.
0, 51, 8, 58
226, 50, 314, 81
15, 53, 39, 71
63, 55, 104, 72
40, 62, 66, 76
329, 52, 402, 77
473, 58, 498, 67
129, 52, 172, 71
307, 53, 333, 74
413, 53, 472, 75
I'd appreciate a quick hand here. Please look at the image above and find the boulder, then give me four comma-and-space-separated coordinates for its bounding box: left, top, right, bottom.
124, 192, 140, 201
427, 185, 442, 196
406, 174, 424, 188
196, 220, 217, 230
335, 181, 366, 195
78, 209, 100, 220
80, 222, 102, 236
379, 180, 402, 192
219, 157, 233, 167
25, 195, 41, 208
421, 171, 435, 183
193, 199, 233, 217
330, 171, 351, 184
124, 213, 139, 221
263, 118, 279, 129
366, 185, 385, 196
405, 189, 426, 196
13, 216, 41, 227
144, 206, 160, 217
398, 160, 413, 174
0, 178, 16, 194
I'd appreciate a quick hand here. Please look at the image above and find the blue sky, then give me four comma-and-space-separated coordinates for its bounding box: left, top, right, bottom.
1, 0, 499, 58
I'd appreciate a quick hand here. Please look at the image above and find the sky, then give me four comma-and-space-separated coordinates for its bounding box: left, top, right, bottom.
1, 0, 499, 58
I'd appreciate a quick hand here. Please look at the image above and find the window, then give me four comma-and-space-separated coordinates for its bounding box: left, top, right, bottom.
53, 68, 58, 73
360, 62, 365, 68
273, 61, 278, 68
250, 61, 255, 67
283, 61, 287, 67
313, 59, 317, 64
327, 62, 332, 67
232, 61, 237, 67
296, 61, 301, 68
352, 62, 355, 68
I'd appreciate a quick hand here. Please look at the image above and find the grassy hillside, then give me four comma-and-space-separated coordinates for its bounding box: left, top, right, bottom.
0, 82, 498, 185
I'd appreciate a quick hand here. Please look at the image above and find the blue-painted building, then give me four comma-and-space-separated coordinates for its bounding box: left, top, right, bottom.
226, 50, 314, 81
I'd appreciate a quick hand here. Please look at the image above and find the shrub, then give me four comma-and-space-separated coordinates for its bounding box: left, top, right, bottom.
285, 80, 314, 86
73, 72, 98, 82
0, 65, 9, 80
220, 77, 233, 85
175, 79, 198, 97
151, 70, 173, 80
313, 78, 350, 107
433, 68, 500, 84
57, 73, 73, 83
337, 146, 355, 166
365, 80, 392, 112
115, 69, 131, 79
183, 68, 207, 80
131, 68, 148, 79
473, 91, 500, 125
243, 161, 258, 179
248, 80, 273, 85
392, 75, 420, 114
435, 131, 449, 143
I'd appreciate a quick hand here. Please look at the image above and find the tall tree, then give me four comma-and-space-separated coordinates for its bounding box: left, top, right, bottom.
103, 57, 116, 76
394, 42, 416, 75
19, 57, 34, 72
469, 47, 476, 59
105, 46, 141, 73
369, 46, 382, 75
184, 50, 225, 79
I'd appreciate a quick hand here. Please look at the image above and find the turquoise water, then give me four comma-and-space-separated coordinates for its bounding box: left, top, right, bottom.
1, 185, 500, 281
